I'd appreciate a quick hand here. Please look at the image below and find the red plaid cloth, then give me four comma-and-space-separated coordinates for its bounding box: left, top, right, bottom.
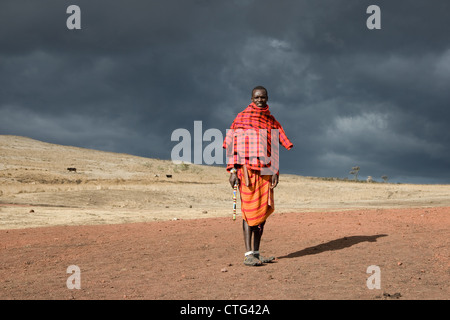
223, 103, 293, 174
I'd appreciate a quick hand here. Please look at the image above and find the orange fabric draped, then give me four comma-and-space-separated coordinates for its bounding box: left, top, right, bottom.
237, 166, 274, 226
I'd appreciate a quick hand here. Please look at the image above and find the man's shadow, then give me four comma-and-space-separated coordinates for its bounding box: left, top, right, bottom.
277, 234, 388, 260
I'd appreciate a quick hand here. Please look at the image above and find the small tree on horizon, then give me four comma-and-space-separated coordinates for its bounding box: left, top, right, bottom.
381, 175, 388, 183
349, 166, 360, 181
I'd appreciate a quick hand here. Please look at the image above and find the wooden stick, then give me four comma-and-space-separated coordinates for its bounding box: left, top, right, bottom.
233, 183, 237, 221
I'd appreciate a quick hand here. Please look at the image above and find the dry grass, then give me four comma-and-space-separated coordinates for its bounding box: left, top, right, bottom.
1, 135, 450, 230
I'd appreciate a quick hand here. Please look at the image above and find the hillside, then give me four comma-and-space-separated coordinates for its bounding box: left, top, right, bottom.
1, 135, 450, 229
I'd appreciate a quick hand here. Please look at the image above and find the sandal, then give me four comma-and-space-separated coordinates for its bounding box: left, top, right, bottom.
243, 254, 263, 266
257, 255, 275, 263
253, 251, 275, 263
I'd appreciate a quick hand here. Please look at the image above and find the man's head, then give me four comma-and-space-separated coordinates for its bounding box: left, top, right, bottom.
251, 86, 268, 108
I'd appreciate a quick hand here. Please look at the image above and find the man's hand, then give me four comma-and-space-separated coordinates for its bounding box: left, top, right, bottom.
270, 174, 279, 189
229, 172, 240, 188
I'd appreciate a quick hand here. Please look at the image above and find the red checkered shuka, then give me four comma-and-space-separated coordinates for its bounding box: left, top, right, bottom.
223, 103, 293, 174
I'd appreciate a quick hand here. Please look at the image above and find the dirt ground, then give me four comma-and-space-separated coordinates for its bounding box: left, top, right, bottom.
1, 207, 449, 300
0, 136, 449, 300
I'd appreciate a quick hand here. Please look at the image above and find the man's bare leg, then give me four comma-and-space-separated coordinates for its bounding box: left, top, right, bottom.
243, 220, 275, 264
253, 221, 264, 252
243, 219, 253, 252
243, 220, 268, 266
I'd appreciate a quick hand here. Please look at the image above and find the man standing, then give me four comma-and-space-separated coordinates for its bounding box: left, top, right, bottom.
223, 86, 293, 266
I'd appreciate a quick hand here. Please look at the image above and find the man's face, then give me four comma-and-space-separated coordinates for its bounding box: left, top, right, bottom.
251, 89, 268, 108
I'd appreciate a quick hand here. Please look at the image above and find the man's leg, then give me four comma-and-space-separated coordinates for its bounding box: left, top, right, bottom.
242, 220, 262, 266
252, 221, 265, 252
242, 219, 253, 252
243, 220, 266, 252
252, 221, 275, 263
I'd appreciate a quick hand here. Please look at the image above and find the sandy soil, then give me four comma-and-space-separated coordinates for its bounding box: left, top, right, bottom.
0, 135, 449, 300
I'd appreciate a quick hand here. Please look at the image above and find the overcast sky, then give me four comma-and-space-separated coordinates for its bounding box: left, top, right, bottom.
1, 0, 449, 184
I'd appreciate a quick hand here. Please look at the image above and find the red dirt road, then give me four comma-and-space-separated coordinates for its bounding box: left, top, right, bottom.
1, 207, 449, 300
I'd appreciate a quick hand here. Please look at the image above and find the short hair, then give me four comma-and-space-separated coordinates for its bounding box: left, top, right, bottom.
252, 86, 268, 96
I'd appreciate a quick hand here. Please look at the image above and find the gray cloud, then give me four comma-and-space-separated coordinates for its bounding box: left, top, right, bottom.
1, 0, 449, 184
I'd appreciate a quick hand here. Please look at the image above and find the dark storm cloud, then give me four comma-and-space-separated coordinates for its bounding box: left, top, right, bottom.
1, 0, 449, 183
